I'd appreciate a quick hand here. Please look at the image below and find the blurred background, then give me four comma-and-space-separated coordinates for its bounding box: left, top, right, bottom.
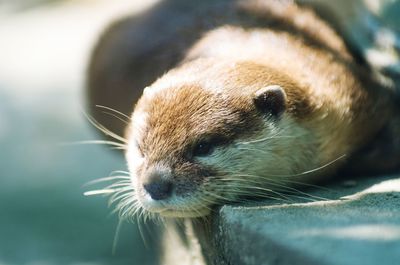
0, 0, 159, 264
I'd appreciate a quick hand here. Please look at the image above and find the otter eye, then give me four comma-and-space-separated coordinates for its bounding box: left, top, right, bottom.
135, 140, 144, 156
193, 140, 215, 157
192, 135, 227, 158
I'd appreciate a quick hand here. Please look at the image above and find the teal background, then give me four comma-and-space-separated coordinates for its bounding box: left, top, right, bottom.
0, 1, 159, 264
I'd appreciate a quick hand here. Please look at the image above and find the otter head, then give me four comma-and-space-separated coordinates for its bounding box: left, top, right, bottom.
125, 59, 314, 218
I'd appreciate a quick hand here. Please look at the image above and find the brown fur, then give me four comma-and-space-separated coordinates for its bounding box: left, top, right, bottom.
88, 0, 396, 217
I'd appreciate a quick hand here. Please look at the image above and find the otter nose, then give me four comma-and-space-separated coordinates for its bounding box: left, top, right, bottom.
143, 165, 173, 200
143, 180, 173, 200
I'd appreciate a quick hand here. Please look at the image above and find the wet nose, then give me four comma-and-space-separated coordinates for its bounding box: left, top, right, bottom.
143, 180, 173, 200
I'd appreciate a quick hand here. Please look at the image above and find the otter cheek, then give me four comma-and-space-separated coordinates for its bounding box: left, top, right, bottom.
126, 144, 145, 176
172, 162, 213, 197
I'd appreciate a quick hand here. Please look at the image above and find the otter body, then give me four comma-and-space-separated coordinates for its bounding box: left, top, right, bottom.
88, 0, 396, 218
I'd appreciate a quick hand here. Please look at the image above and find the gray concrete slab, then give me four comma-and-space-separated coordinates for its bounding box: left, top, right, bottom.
198, 175, 400, 265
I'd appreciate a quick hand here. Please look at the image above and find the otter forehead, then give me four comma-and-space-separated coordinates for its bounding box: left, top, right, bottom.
132, 84, 262, 162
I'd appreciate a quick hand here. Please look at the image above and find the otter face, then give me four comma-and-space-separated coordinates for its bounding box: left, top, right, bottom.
124, 59, 318, 218
125, 80, 311, 218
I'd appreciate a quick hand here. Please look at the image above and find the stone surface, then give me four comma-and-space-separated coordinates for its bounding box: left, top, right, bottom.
197, 175, 400, 265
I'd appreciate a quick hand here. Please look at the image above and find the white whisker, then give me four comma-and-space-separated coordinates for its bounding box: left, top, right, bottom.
82, 111, 128, 144
84, 189, 116, 196
290, 154, 347, 177
59, 140, 127, 149
96, 105, 132, 120
84, 175, 130, 186
102, 110, 130, 125
236, 132, 294, 145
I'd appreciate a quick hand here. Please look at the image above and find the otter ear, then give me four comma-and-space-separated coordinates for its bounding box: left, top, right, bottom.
253, 85, 286, 117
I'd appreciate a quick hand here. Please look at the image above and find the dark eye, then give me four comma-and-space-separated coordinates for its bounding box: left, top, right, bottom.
135, 140, 144, 156
193, 140, 215, 157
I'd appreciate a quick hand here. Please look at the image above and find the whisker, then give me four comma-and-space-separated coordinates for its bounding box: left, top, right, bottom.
236, 147, 270, 154
101, 110, 130, 125
112, 219, 123, 255
226, 183, 294, 202
236, 131, 294, 145
84, 176, 130, 187
226, 174, 329, 201
202, 189, 229, 202
82, 111, 128, 144
110, 192, 136, 206
289, 154, 347, 177
109, 190, 132, 202
110, 170, 130, 175
84, 189, 116, 196
59, 140, 127, 149
205, 187, 291, 203
96, 105, 131, 120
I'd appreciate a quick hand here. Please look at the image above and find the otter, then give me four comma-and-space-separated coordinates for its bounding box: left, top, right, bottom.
87, 0, 399, 218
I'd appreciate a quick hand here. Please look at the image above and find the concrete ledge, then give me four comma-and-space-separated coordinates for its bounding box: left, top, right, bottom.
194, 175, 400, 265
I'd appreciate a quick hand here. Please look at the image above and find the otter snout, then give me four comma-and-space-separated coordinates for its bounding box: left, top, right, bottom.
142, 165, 173, 200
143, 180, 173, 200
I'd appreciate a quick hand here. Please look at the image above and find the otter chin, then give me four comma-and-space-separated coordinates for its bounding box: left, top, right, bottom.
88, 1, 395, 219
